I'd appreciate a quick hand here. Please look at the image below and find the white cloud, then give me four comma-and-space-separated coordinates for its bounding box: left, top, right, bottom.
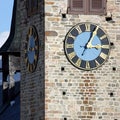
0, 31, 9, 48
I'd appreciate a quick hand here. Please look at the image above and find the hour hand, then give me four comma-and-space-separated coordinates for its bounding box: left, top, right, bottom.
90, 44, 102, 49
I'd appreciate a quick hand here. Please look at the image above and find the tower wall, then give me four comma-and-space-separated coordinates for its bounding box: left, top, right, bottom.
20, 0, 120, 120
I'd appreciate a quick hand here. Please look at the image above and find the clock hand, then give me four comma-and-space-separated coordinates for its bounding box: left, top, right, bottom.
81, 38, 91, 55
90, 44, 102, 49
87, 26, 99, 48
81, 44, 101, 56
81, 45, 87, 56
81, 26, 99, 55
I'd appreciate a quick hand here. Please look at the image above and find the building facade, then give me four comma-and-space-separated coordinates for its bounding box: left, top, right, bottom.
20, 0, 120, 120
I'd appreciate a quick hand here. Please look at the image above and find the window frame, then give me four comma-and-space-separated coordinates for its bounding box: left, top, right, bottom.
68, 0, 86, 14
68, 0, 106, 15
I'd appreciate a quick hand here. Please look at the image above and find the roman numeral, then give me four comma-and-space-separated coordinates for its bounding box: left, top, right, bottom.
85, 24, 90, 31
100, 52, 107, 60
68, 52, 76, 59
75, 25, 82, 34
29, 27, 33, 36
66, 44, 74, 48
75, 59, 81, 67
24, 50, 27, 53
27, 64, 30, 71
29, 64, 33, 72
102, 45, 109, 49
35, 36, 37, 41
34, 55, 38, 61
25, 58, 28, 64
68, 33, 76, 39
100, 34, 107, 40
35, 45, 39, 50
95, 60, 100, 67
86, 61, 90, 69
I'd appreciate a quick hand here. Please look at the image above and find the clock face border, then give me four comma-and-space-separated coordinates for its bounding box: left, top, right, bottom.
64, 22, 110, 71
24, 25, 39, 73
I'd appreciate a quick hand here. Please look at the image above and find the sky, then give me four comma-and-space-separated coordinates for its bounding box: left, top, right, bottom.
0, 0, 14, 84
0, 0, 14, 47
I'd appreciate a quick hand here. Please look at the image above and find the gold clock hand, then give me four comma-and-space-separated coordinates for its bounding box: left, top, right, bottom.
87, 26, 99, 48
90, 44, 102, 49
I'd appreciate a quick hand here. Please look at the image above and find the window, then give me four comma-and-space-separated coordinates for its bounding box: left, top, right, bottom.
68, 0, 106, 15
26, 0, 38, 16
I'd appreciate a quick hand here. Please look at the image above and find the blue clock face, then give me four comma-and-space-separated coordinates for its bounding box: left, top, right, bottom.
64, 23, 110, 70
25, 26, 39, 72
27, 36, 35, 64
74, 32, 101, 61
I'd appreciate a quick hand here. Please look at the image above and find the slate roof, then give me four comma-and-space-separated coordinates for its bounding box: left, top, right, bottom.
0, 94, 20, 120
0, 0, 20, 56
0, 83, 20, 120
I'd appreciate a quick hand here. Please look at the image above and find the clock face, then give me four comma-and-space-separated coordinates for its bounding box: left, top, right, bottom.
64, 22, 110, 70
24, 26, 39, 72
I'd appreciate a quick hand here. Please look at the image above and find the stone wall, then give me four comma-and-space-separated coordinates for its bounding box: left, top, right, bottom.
9, 55, 20, 101
20, 0, 45, 119
45, 0, 120, 120
20, 0, 120, 120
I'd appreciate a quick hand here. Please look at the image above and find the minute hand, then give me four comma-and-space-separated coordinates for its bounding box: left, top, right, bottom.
87, 26, 99, 48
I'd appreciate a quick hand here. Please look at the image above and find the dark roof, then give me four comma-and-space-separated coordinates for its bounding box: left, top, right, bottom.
0, 0, 20, 56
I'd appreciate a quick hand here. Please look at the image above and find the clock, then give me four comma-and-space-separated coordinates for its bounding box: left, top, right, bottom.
64, 22, 110, 70
24, 25, 39, 72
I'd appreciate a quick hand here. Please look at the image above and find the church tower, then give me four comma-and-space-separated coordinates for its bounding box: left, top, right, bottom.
19, 0, 120, 120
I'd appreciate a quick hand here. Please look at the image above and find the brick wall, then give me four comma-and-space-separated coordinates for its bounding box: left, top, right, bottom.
45, 0, 120, 120
20, 0, 120, 120
20, 0, 45, 119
